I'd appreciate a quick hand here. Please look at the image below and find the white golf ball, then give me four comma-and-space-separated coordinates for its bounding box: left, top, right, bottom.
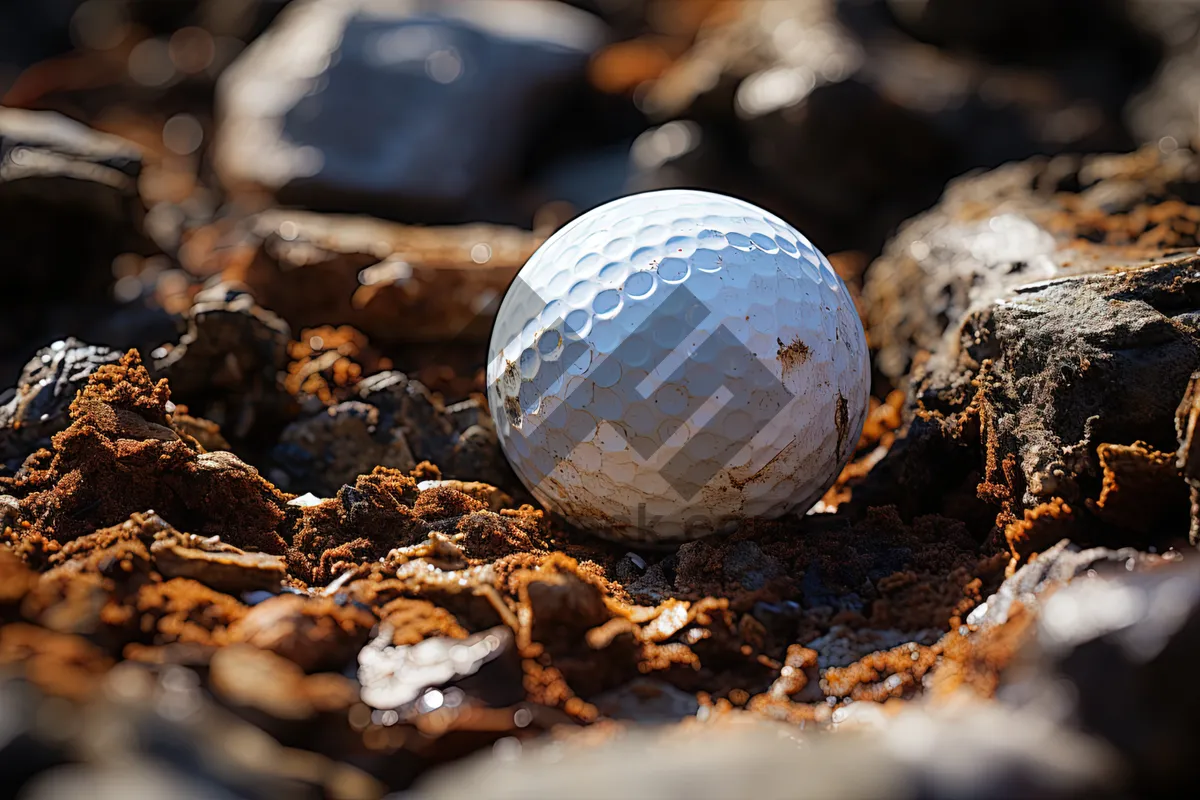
487, 189, 868, 543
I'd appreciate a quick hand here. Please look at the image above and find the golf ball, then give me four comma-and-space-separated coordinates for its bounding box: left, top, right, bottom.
487, 189, 868, 543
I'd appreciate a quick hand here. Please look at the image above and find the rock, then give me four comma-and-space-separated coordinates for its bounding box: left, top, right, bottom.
215, 0, 605, 225
0, 664, 384, 799
966, 539, 1170, 629
632, 0, 1145, 255
229, 593, 376, 672
910, 261, 1199, 545
0, 109, 152, 383
408, 702, 1120, 799
998, 557, 1200, 794
863, 146, 1200, 382
591, 677, 699, 723
218, 210, 542, 345
0, 352, 291, 553
0, 339, 122, 474
152, 281, 291, 440
354, 372, 507, 486
273, 401, 416, 496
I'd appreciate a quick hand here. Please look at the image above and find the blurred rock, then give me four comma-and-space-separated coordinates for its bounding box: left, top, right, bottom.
863, 146, 1200, 382
966, 539, 1171, 629
0, 665, 384, 799
998, 557, 1200, 795
592, 677, 699, 722
632, 0, 1150, 255
215, 0, 605, 224
150, 537, 286, 595
0, 107, 152, 384
408, 702, 1120, 799
219, 210, 541, 345
229, 593, 375, 672
210, 643, 357, 720
0, 338, 121, 474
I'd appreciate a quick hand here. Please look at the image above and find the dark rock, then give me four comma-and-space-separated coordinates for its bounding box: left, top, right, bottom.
152, 280, 291, 440
998, 556, 1200, 795
357, 371, 506, 484
721, 540, 783, 592
0, 108, 152, 384
215, 0, 605, 225
592, 677, 699, 723
863, 146, 1200, 383
0, 338, 121, 474
272, 400, 416, 496
910, 261, 1200, 541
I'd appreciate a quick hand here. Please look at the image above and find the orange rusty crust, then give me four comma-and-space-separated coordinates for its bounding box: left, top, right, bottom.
1003, 498, 1074, 569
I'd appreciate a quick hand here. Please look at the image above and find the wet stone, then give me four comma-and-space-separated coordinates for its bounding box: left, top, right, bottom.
357, 624, 522, 711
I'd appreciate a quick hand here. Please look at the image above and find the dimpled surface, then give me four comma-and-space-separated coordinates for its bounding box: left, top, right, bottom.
487, 189, 869, 543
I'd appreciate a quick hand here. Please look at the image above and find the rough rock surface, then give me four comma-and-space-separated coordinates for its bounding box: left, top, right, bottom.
864, 146, 1200, 382
152, 281, 292, 440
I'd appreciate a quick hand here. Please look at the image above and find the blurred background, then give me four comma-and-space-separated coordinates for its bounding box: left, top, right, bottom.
2, 0, 1193, 397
